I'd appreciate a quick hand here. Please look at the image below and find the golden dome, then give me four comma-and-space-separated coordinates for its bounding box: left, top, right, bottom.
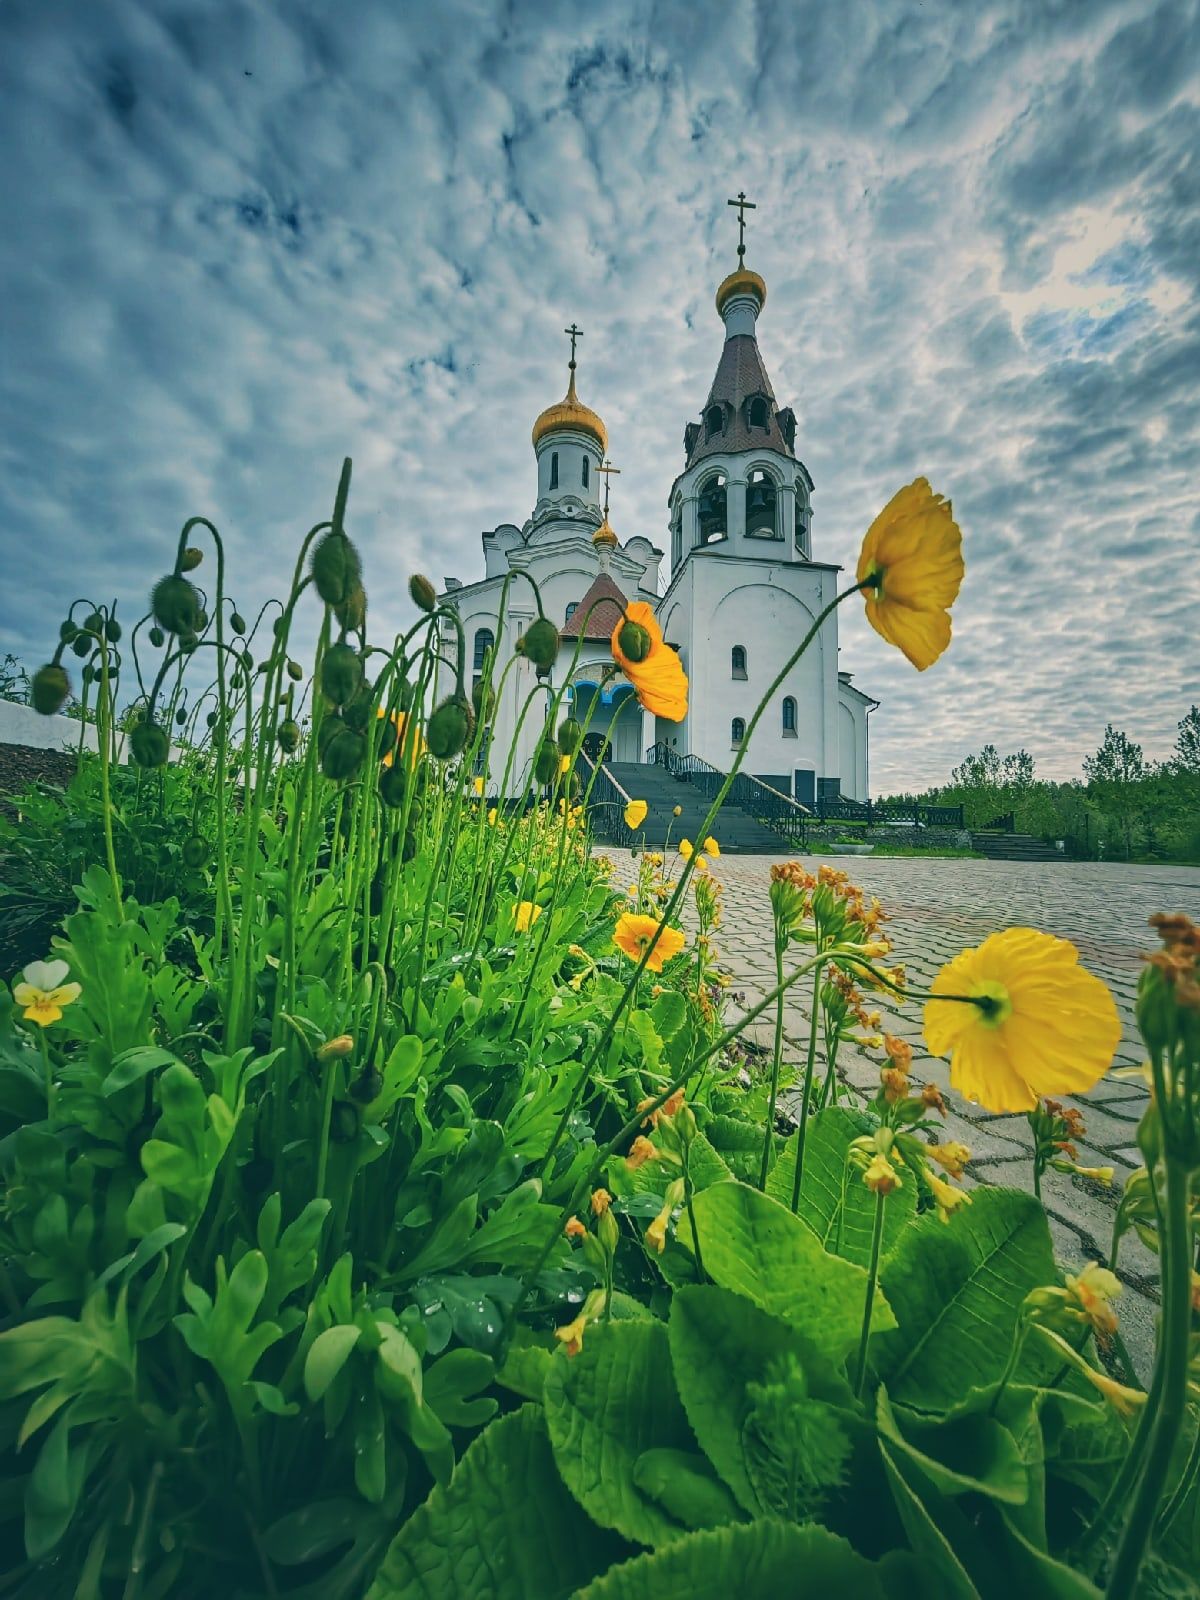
592, 513, 618, 549
531, 369, 608, 455
716, 267, 767, 317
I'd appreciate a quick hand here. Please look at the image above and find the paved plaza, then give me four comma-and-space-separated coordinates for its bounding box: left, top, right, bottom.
615, 851, 1200, 1380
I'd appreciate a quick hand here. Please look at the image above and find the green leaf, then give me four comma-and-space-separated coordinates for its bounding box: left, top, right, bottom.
497, 1330, 554, 1401
877, 1439, 980, 1600
304, 1326, 363, 1401
367, 1404, 625, 1600
688, 1181, 894, 1360
768, 1107, 916, 1267
630, 1449, 745, 1531
567, 1521, 893, 1599
877, 1388, 1028, 1506
423, 1348, 498, 1428
668, 1283, 852, 1516
702, 1114, 770, 1185
99, 1046, 179, 1096
873, 1188, 1058, 1412
25, 1412, 88, 1560
544, 1320, 697, 1546
651, 990, 688, 1039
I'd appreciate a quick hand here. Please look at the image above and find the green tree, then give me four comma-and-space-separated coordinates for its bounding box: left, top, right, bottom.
0, 652, 30, 703
1174, 705, 1200, 773
1082, 724, 1146, 860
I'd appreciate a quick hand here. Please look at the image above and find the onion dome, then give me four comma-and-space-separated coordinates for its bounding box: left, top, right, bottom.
531, 368, 608, 455
715, 267, 767, 318
592, 512, 618, 549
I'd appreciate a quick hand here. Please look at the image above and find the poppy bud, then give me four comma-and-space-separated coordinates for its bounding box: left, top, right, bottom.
151, 574, 202, 636
230, 611, 247, 635
330, 1101, 361, 1142
472, 679, 496, 721
278, 719, 301, 753
519, 617, 560, 670
408, 574, 437, 613
374, 716, 398, 760
31, 663, 70, 715
426, 694, 474, 760
534, 740, 560, 785
334, 583, 367, 633
104, 617, 122, 643
181, 835, 207, 868
317, 1034, 354, 1061
401, 828, 419, 862
130, 721, 169, 768
320, 722, 366, 780
311, 529, 362, 607
350, 1065, 384, 1103
180, 547, 203, 572
83, 611, 103, 635
287, 659, 304, 682
59, 620, 78, 642
617, 619, 651, 662
558, 717, 583, 753
81, 664, 95, 685
179, 633, 198, 655
71, 633, 92, 658
194, 609, 208, 633
379, 765, 408, 808
320, 642, 364, 707
175, 706, 188, 726
149, 626, 165, 648
206, 711, 218, 729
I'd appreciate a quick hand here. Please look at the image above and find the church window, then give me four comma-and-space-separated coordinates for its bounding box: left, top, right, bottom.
582, 456, 589, 488
565, 602, 578, 621
782, 696, 797, 735
705, 404, 724, 440
549, 452, 559, 490
473, 627, 494, 674
748, 396, 769, 429
698, 472, 727, 543
731, 645, 747, 679
731, 717, 746, 746
746, 469, 778, 538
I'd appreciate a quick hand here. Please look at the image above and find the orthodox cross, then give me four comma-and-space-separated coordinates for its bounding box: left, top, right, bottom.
727, 190, 756, 264
598, 457, 621, 515
564, 322, 583, 372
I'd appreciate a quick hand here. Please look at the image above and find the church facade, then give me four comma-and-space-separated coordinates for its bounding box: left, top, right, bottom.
438, 245, 876, 806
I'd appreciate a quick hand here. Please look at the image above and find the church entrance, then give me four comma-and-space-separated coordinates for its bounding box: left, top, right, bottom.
570, 681, 643, 767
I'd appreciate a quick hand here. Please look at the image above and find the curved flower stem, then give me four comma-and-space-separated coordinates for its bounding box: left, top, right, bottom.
790, 961, 825, 1213
758, 931, 787, 1189
853, 1190, 886, 1396
38, 1029, 55, 1127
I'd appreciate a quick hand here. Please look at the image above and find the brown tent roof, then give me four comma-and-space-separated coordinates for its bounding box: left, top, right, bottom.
560, 572, 628, 640
685, 333, 795, 470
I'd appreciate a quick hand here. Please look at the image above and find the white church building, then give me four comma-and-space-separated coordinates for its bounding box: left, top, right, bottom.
438, 229, 876, 807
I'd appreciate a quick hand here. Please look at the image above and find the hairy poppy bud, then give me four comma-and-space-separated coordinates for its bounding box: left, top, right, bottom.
205, 711, 217, 728
104, 617, 122, 643
181, 835, 207, 868
151, 574, 202, 636
31, 663, 70, 715
426, 694, 474, 760
71, 633, 92, 658
401, 827, 419, 862
320, 642, 364, 707
320, 721, 366, 780
334, 583, 367, 633
83, 611, 103, 635
350, 1065, 384, 1103
180, 546, 203, 572
519, 617, 560, 671
534, 740, 560, 785
330, 1101, 361, 1142
230, 611, 246, 635
149, 625, 165, 648
59, 620, 78, 643
175, 706, 188, 726
130, 721, 169, 768
409, 574, 437, 613
286, 659, 304, 682
311, 529, 362, 607
194, 609, 208, 632
81, 664, 95, 685
179, 632, 198, 655
379, 764, 408, 808
317, 1034, 354, 1061
558, 716, 583, 754
278, 719, 301, 753
617, 619, 651, 662
472, 679, 496, 721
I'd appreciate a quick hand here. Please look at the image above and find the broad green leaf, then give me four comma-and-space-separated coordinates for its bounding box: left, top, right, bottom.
878, 1440, 980, 1600
873, 1188, 1058, 1412
990, 1508, 1102, 1598
568, 1520, 892, 1599
100, 1046, 178, 1096
367, 1404, 625, 1600
702, 1114, 770, 1184
877, 1388, 1028, 1506
631, 1448, 745, 1530
25, 1412, 87, 1560
497, 1330, 554, 1401
304, 1325, 362, 1401
768, 1107, 916, 1266
651, 989, 688, 1039
668, 1283, 852, 1516
688, 1181, 894, 1359
544, 1320, 697, 1546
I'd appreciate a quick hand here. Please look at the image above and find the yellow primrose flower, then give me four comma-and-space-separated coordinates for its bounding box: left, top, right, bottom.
12, 960, 82, 1027
678, 839, 693, 860
703, 836, 720, 857
856, 477, 964, 671
590, 1188, 613, 1217
472, 775, 484, 796
863, 1153, 902, 1195
923, 928, 1121, 1113
626, 1135, 661, 1170
1083, 1367, 1147, 1419
645, 1180, 685, 1254
613, 912, 686, 973
927, 1141, 971, 1178
564, 1216, 587, 1239
1065, 1262, 1121, 1342
513, 901, 543, 932
624, 798, 648, 830
926, 1171, 972, 1224
555, 1288, 606, 1357
1072, 1165, 1115, 1185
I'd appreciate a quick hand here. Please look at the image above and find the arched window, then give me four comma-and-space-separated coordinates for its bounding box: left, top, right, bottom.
782, 696, 797, 735
698, 473, 727, 543
731, 645, 747, 680
565, 601, 578, 621
705, 405, 724, 440
473, 627, 494, 674
746, 468, 778, 538
748, 396, 769, 429
582, 456, 589, 488
549, 451, 559, 490
731, 717, 746, 746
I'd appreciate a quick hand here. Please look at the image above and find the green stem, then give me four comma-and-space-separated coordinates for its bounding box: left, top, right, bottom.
790, 960, 824, 1214
853, 1190, 886, 1396
1157, 1413, 1200, 1539
38, 1028, 55, 1126
758, 932, 786, 1189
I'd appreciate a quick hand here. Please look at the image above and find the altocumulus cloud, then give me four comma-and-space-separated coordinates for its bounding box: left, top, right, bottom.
1, 0, 1197, 789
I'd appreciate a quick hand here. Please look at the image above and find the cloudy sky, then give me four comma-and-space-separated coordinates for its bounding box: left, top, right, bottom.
2, 0, 1198, 791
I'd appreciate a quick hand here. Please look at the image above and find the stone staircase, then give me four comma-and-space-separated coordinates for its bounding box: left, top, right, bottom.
603, 760, 790, 854
969, 830, 1065, 863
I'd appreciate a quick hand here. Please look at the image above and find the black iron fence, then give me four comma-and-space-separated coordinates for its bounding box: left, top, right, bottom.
578, 753, 639, 850
978, 811, 1016, 834
644, 743, 810, 848
814, 795, 966, 828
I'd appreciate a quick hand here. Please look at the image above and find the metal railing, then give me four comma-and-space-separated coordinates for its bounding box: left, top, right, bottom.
814, 795, 965, 828
977, 811, 1016, 834
644, 742, 809, 848
578, 753, 639, 850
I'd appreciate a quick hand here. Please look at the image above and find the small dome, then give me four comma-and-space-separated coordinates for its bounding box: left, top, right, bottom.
592, 513, 618, 549
715, 267, 767, 318
531, 369, 608, 455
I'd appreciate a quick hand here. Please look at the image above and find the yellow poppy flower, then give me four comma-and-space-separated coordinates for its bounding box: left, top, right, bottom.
513, 901, 543, 932
12, 959, 82, 1027
487, 807, 498, 826
923, 927, 1121, 1113
624, 798, 648, 830
613, 912, 687, 973
678, 839, 693, 859
559, 754, 571, 775
379, 708, 425, 768
610, 601, 688, 722
856, 478, 964, 671
703, 837, 720, 857
472, 775, 484, 796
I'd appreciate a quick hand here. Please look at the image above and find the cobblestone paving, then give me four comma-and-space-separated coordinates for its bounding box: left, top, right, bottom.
612, 851, 1200, 1380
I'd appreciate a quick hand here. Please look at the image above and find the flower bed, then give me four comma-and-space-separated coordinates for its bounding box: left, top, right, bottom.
1, 467, 1197, 1598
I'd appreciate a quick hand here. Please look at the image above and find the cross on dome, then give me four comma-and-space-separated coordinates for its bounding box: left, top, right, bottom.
727, 190, 756, 265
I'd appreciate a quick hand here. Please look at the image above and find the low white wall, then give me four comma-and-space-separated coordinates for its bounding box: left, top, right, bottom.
0, 699, 102, 754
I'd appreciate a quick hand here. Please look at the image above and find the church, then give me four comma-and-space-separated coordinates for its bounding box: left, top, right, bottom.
438, 205, 877, 808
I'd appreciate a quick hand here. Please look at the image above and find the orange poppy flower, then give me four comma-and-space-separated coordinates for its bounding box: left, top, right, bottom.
610, 601, 688, 722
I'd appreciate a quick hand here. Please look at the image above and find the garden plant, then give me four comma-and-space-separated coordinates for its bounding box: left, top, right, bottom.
1, 467, 1197, 1598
